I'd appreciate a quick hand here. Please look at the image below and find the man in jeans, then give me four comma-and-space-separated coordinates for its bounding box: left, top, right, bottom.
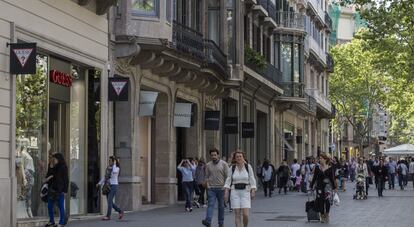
202, 148, 228, 227
387, 157, 397, 189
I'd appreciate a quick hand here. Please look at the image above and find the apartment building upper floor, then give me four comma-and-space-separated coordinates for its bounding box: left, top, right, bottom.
110, 0, 334, 116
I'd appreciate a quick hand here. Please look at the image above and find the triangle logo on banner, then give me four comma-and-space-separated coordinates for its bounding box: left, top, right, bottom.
13, 48, 34, 67
111, 81, 127, 96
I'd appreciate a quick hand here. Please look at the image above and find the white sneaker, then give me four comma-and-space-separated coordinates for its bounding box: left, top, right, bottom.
202, 204, 207, 208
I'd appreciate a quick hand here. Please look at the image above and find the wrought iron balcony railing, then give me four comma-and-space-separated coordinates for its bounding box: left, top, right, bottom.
327, 52, 334, 72
204, 39, 229, 78
325, 11, 333, 30
281, 82, 305, 98
245, 60, 283, 87
173, 21, 205, 62
257, 0, 277, 22
276, 12, 305, 31
306, 94, 317, 114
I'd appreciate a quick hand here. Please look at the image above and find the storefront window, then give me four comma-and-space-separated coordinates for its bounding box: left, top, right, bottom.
132, 0, 158, 16
16, 53, 95, 219
69, 66, 86, 215
16, 54, 48, 218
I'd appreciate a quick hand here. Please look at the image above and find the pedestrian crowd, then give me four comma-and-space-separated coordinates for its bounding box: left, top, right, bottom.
39, 148, 414, 227
174, 149, 414, 226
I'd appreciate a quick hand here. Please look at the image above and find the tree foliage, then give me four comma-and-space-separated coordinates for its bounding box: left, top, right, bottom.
333, 0, 414, 144
16, 55, 48, 139
329, 38, 387, 147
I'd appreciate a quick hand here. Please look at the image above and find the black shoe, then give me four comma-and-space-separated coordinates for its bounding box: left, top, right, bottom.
44, 223, 56, 227
202, 220, 211, 227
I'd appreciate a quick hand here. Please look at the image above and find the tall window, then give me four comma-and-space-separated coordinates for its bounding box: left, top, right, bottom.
244, 15, 250, 48
16, 54, 48, 218
252, 24, 261, 53
166, 0, 171, 22
264, 35, 271, 63
132, 0, 158, 16
293, 44, 300, 82
208, 0, 220, 44
227, 0, 236, 62
274, 41, 280, 68
281, 42, 292, 82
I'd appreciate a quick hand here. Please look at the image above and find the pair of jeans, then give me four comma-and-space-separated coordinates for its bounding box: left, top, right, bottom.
48, 193, 65, 225
388, 173, 395, 189
412, 174, 414, 188
197, 184, 206, 205
263, 180, 273, 196
182, 181, 194, 209
279, 177, 288, 194
205, 188, 224, 225
398, 175, 406, 189
377, 178, 385, 196
106, 184, 122, 217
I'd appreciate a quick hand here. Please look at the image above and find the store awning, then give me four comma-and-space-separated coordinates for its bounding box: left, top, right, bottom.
383, 144, 414, 155
139, 91, 159, 116
174, 103, 193, 128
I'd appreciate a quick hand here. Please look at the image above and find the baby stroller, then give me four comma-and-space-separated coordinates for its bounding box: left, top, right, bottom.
353, 173, 367, 200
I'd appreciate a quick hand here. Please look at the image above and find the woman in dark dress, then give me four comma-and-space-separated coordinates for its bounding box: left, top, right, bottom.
277, 160, 290, 194
374, 159, 388, 197
310, 152, 338, 223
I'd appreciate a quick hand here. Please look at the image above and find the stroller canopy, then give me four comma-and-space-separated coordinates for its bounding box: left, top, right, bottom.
383, 144, 414, 155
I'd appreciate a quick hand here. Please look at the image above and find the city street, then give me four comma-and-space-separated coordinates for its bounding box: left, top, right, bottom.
69, 183, 414, 227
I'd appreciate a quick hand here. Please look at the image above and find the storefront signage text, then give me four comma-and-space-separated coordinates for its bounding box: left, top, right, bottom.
50, 70, 72, 87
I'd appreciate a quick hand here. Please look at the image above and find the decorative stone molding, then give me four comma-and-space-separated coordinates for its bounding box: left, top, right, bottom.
115, 57, 140, 83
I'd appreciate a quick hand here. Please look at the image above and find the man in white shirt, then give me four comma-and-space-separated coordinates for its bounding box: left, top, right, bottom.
290, 159, 301, 190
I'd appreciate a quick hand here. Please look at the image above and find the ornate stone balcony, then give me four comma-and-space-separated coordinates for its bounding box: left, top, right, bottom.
172, 21, 205, 62
204, 39, 229, 79
276, 12, 306, 33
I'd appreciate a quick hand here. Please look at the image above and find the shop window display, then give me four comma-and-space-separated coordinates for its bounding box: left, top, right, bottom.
69, 65, 86, 215
16, 54, 48, 218
16, 52, 102, 220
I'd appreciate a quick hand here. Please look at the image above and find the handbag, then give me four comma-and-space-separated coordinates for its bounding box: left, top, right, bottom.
102, 182, 111, 195
48, 187, 61, 201
40, 183, 49, 203
234, 183, 247, 190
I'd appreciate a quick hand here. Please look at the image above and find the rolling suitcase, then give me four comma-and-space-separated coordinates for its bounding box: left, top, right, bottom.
305, 191, 320, 222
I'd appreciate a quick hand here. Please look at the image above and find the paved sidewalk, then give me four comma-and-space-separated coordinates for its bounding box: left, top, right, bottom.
68, 183, 414, 227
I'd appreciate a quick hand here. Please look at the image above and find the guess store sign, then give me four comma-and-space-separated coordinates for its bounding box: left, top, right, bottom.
50, 70, 73, 87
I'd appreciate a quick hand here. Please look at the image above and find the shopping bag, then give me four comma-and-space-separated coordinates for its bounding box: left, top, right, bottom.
333, 192, 340, 206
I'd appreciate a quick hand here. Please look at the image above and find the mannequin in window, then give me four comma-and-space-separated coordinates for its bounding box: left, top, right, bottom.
16, 138, 35, 218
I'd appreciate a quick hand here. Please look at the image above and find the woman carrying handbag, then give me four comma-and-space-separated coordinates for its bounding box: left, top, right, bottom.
97, 156, 124, 221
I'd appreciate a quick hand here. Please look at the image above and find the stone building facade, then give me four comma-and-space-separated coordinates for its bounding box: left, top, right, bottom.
0, 0, 115, 226
109, 0, 334, 209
